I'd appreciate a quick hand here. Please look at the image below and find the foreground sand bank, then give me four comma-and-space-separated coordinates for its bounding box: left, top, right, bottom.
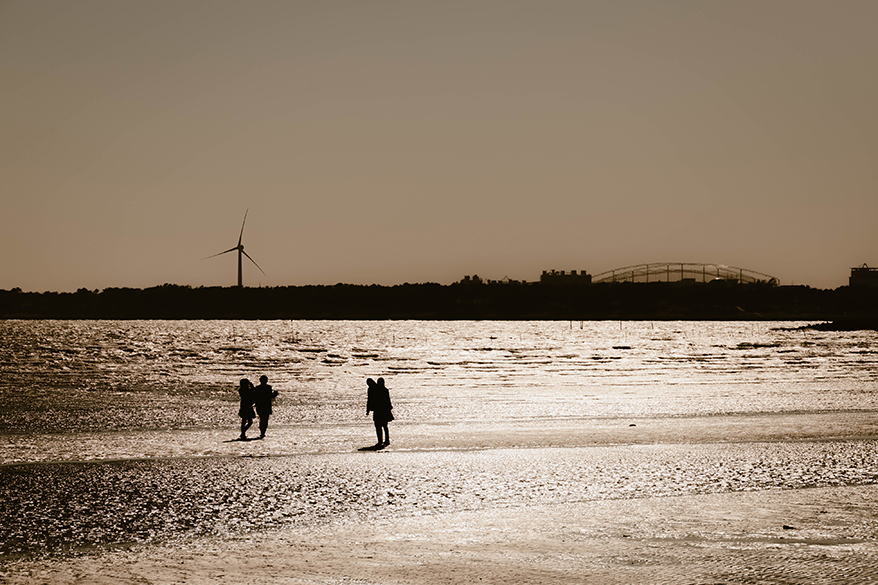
4, 484, 878, 585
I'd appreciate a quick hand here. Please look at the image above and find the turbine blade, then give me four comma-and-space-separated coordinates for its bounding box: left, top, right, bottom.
203, 247, 238, 260
238, 209, 249, 247
242, 250, 266, 275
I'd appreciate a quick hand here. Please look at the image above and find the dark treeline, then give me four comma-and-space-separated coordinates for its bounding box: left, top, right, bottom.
1, 281, 876, 323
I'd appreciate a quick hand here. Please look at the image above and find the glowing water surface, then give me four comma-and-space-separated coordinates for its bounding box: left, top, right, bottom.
1, 320, 877, 558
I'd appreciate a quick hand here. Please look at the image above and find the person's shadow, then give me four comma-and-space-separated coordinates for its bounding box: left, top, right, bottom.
223, 436, 261, 443
357, 443, 386, 451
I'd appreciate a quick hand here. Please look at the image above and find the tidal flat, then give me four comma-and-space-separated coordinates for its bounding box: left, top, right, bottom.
2, 320, 877, 582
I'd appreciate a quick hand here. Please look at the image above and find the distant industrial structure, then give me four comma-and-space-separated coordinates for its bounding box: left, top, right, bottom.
592, 263, 778, 285
462, 264, 778, 286
537, 263, 780, 286
461, 262, 876, 289
204, 209, 265, 288
850, 264, 878, 288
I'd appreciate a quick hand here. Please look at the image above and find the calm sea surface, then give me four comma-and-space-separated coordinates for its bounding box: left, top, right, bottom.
2, 320, 877, 559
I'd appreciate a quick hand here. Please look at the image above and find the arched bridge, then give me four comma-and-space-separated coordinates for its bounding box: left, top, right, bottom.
592, 263, 778, 285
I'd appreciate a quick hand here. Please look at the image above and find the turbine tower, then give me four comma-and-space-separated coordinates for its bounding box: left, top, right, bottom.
205, 209, 265, 287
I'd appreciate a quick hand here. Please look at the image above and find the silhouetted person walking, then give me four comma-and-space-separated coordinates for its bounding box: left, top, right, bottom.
237, 378, 256, 440
366, 377, 394, 447
254, 375, 278, 438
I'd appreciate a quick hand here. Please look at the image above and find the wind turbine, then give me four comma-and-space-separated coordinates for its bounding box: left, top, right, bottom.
205, 209, 265, 287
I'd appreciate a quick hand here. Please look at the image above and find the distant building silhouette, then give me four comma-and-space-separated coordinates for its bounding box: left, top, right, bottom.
850, 264, 878, 288
540, 270, 592, 286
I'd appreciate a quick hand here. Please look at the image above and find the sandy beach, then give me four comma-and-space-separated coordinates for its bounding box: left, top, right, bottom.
4, 484, 878, 584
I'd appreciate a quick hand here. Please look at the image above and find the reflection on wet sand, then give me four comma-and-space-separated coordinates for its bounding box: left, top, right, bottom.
3, 439, 878, 558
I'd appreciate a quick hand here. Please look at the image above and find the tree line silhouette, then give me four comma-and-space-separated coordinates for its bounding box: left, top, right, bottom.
1, 281, 876, 324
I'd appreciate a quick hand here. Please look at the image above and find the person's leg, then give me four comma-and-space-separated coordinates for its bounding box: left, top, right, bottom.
240, 418, 247, 438
382, 422, 389, 445
259, 415, 268, 437
374, 421, 382, 445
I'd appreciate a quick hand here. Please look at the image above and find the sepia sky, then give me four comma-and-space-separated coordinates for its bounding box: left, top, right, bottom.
2, 1, 876, 291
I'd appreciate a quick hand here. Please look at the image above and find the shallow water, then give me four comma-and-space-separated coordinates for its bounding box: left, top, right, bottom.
1, 320, 877, 559
3, 320, 877, 439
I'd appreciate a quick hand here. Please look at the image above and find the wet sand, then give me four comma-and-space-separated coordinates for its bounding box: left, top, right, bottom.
6, 410, 878, 465
4, 417, 878, 584
4, 484, 878, 584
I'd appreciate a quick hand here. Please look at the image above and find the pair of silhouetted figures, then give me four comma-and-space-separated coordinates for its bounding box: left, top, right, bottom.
236, 375, 393, 449
365, 377, 394, 449
237, 375, 277, 440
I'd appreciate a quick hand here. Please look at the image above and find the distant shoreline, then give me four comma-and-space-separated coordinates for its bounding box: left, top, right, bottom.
1, 282, 875, 323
